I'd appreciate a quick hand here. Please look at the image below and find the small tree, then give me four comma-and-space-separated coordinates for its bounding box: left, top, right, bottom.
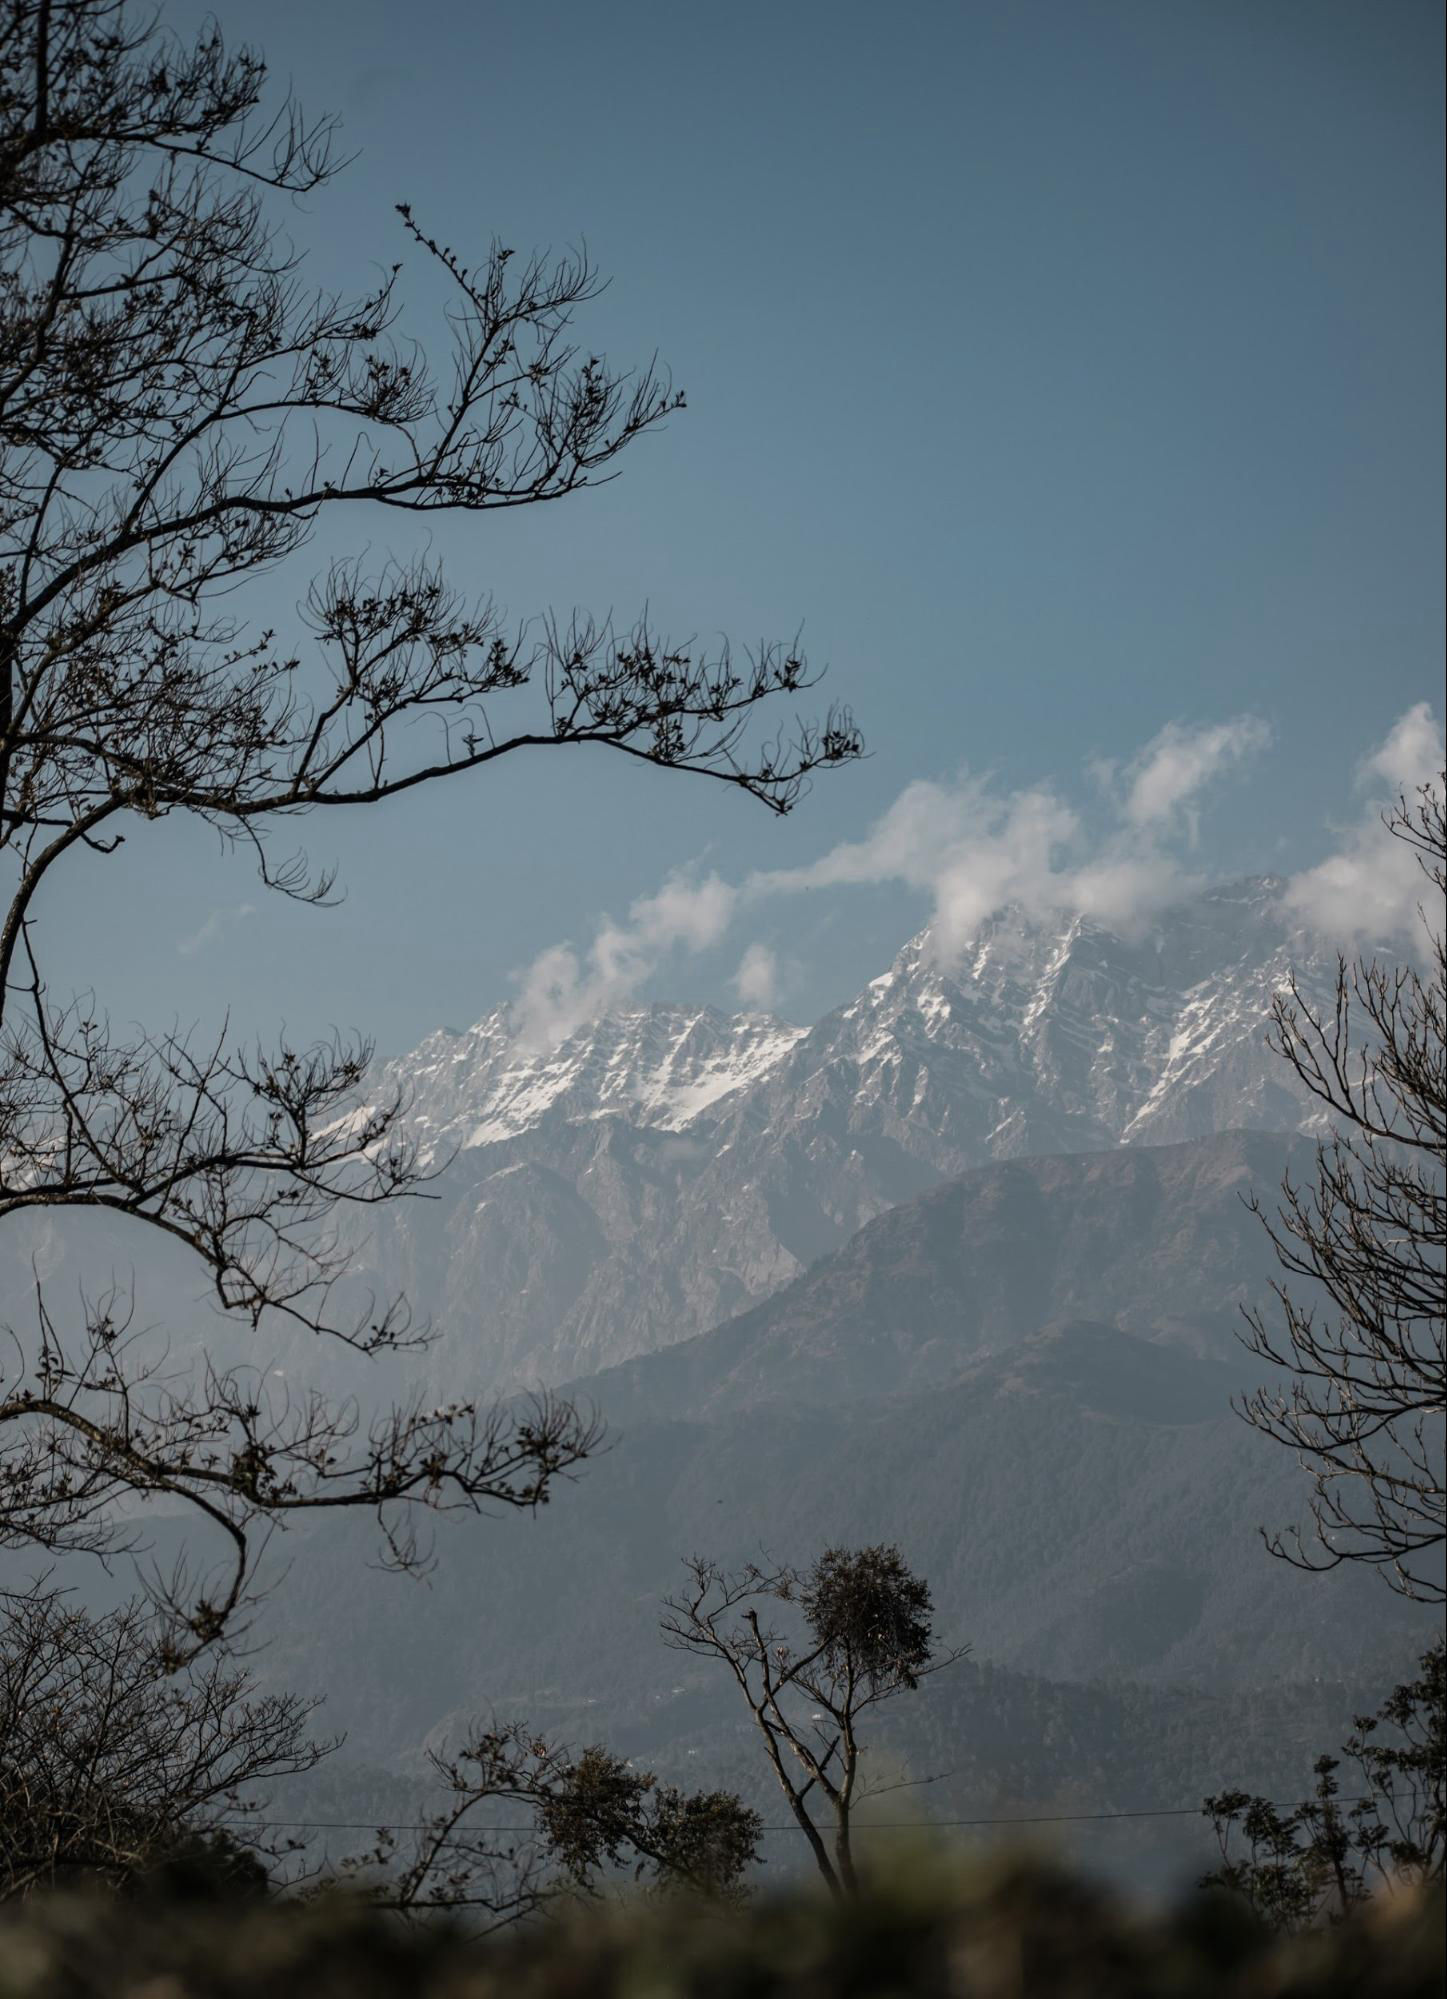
537, 1745, 761, 1902
1239, 779, 1445, 1601
340, 1724, 761, 1928
0, 1582, 327, 1898
661, 1546, 967, 1900
0, 0, 861, 1656
1203, 1635, 1445, 1930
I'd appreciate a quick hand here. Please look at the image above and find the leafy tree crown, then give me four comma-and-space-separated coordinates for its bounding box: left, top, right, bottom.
800, 1544, 935, 1692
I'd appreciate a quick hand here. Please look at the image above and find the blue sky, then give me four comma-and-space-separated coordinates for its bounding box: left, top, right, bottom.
56, 0, 1445, 1050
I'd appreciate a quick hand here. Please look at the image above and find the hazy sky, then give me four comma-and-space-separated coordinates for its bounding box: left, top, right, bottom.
54, 0, 1445, 1052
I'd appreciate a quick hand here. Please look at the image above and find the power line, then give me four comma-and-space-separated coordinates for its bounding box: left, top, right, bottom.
226, 1800, 1360, 1837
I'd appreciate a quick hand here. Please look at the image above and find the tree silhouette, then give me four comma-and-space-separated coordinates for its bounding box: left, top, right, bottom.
1204, 1636, 1445, 1929
0, 0, 861, 1656
662, 1546, 965, 1900
1239, 779, 1445, 1602
0, 1581, 326, 1897
338, 1724, 761, 1927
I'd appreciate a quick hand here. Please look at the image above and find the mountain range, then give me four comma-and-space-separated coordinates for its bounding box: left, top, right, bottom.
20, 873, 1433, 1883
344, 876, 1333, 1391
237, 1126, 1424, 1858
567, 1127, 1314, 1416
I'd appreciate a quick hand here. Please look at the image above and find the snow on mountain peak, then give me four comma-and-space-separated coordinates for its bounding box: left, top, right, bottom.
341, 875, 1344, 1390
388, 1002, 806, 1159
726, 879, 1335, 1171
381, 877, 1331, 1171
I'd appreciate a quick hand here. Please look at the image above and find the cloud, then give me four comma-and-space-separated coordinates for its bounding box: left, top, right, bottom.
751, 716, 1272, 961
512, 871, 736, 1047
753, 777, 1079, 957
733, 943, 780, 1009
1362, 701, 1443, 793
176, 902, 256, 958
1119, 716, 1273, 836
506, 707, 1441, 1041
911, 785, 1085, 960
1283, 703, 1444, 944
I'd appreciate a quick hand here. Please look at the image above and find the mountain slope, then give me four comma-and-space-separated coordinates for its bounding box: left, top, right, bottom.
55, 1126, 1425, 1856
240, 1319, 1422, 1768
567, 1129, 1313, 1418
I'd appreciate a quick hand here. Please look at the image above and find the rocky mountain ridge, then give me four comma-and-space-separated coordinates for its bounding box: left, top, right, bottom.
348, 877, 1336, 1390
392, 1004, 806, 1159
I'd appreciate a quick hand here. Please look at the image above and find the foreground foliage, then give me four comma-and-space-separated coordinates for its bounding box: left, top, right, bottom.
0, 1857, 1441, 1998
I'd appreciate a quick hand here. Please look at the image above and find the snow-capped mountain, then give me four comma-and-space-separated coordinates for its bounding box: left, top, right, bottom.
726, 877, 1325, 1181
391, 1005, 805, 1160
346, 877, 1335, 1391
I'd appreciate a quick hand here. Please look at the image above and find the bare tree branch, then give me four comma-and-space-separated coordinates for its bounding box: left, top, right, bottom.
1238, 779, 1445, 1602
0, 0, 862, 1652
0, 1579, 328, 1897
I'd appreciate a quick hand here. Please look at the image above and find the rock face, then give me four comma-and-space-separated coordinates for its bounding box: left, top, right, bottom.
392, 1005, 807, 1158
347, 878, 1334, 1391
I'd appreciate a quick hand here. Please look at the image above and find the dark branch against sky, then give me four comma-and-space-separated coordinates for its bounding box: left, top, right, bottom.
53, 0, 1446, 1051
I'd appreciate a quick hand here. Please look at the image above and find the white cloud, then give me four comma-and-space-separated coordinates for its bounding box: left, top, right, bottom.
512, 871, 737, 1047
506, 707, 1442, 1038
751, 716, 1272, 961
1362, 701, 1443, 793
733, 942, 780, 1009
754, 777, 1084, 958
1284, 703, 1444, 944
915, 786, 1084, 960
177, 902, 256, 958
1065, 854, 1195, 932
1120, 716, 1272, 836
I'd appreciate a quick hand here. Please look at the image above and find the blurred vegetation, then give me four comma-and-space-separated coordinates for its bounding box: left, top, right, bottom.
0, 1855, 1442, 1998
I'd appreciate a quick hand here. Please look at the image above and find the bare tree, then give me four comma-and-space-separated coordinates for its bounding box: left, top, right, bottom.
338, 1723, 761, 1929
0, 1580, 327, 1898
661, 1546, 967, 1901
1238, 779, 1445, 1603
0, 0, 861, 1654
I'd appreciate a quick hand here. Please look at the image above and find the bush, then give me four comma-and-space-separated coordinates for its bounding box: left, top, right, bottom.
0, 1853, 1441, 1998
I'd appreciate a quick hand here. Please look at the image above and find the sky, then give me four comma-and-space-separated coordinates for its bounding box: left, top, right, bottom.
52, 0, 1446, 1053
